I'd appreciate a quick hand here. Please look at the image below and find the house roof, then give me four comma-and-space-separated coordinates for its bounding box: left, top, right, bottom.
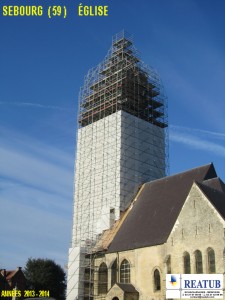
5, 270, 18, 279
108, 163, 222, 253
0, 267, 23, 280
0, 272, 10, 288
115, 283, 139, 293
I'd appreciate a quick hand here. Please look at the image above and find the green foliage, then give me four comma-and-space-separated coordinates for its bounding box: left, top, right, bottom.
24, 258, 66, 300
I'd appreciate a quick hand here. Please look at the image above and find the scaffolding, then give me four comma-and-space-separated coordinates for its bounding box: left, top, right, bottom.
81, 184, 145, 300
79, 31, 167, 129
67, 31, 169, 300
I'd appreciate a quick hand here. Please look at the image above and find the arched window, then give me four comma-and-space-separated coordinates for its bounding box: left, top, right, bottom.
208, 248, 216, 273
164, 255, 171, 274
183, 252, 191, 274
98, 263, 108, 294
154, 269, 161, 291
120, 259, 130, 283
111, 259, 117, 286
195, 250, 203, 273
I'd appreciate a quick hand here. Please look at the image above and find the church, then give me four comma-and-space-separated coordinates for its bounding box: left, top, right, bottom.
91, 163, 225, 300
66, 31, 225, 300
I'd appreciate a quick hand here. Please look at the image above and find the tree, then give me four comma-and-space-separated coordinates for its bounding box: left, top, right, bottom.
24, 258, 66, 300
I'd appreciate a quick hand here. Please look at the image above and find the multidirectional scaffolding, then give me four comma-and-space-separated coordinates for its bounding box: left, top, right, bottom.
67, 31, 168, 300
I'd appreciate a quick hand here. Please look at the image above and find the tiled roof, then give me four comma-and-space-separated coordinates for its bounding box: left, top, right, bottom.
201, 177, 225, 194
116, 283, 139, 293
0, 268, 22, 280
108, 163, 221, 253
197, 181, 225, 219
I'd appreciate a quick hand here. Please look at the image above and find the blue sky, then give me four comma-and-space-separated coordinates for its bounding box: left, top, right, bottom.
1, 0, 225, 270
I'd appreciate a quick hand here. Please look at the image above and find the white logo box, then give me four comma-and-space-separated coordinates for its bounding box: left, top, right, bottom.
166, 274, 223, 299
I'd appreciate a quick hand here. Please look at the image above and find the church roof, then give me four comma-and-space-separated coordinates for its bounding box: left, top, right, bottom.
201, 177, 225, 194
116, 283, 139, 293
108, 163, 223, 253
197, 181, 225, 219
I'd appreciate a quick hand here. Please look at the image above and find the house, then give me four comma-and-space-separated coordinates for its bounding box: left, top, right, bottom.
0, 267, 26, 299
0, 270, 10, 290
91, 163, 225, 300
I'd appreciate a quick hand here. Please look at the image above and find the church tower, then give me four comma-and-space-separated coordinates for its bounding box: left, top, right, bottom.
67, 31, 168, 300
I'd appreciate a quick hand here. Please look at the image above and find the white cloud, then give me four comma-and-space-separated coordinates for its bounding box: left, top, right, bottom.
0, 146, 72, 196
0, 127, 74, 197
0, 195, 71, 269
0, 127, 74, 269
170, 125, 225, 157
0, 126, 73, 167
0, 180, 71, 215
170, 125, 225, 140
0, 101, 69, 110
